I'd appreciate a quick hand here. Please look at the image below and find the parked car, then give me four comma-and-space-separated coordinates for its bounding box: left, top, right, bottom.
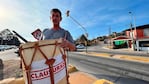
76, 44, 85, 49
0, 45, 5, 51
0, 45, 17, 51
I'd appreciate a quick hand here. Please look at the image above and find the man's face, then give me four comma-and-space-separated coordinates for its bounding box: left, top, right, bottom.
50, 12, 62, 25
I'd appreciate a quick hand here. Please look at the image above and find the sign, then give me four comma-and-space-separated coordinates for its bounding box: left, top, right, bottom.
31, 29, 43, 40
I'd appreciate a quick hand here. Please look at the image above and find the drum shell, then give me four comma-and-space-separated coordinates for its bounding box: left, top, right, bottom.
20, 39, 67, 84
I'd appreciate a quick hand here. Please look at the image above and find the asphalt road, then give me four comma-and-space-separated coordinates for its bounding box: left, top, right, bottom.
68, 52, 149, 84
81, 43, 149, 57
0, 49, 19, 61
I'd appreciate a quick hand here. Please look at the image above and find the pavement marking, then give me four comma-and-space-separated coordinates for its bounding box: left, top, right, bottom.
79, 52, 111, 57
113, 55, 149, 62
78, 52, 149, 63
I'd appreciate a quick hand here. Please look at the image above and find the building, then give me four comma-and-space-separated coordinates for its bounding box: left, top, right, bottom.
124, 24, 149, 51
112, 36, 131, 49
0, 29, 20, 46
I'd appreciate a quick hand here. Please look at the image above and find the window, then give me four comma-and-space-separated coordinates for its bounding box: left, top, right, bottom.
144, 28, 149, 37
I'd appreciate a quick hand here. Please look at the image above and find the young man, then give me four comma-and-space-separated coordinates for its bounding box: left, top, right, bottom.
43, 8, 76, 51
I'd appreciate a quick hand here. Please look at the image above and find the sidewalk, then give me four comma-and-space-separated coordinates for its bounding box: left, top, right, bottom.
69, 71, 113, 84
0, 65, 114, 84
103, 47, 149, 56
69, 71, 97, 84
68, 65, 113, 84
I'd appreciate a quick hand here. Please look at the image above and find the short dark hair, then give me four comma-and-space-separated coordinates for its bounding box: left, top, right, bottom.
50, 8, 62, 17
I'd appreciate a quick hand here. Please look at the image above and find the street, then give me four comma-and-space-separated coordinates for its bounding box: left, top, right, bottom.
68, 43, 149, 84
68, 52, 149, 84
0, 44, 149, 84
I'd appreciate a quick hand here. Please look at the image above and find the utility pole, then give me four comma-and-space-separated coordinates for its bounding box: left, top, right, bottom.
129, 12, 137, 39
66, 10, 88, 52
109, 26, 112, 48
129, 12, 138, 51
129, 12, 135, 51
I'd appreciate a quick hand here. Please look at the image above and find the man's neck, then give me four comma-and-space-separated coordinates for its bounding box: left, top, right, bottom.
52, 25, 60, 30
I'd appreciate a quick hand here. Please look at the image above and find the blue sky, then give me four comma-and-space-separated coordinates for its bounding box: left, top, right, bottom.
0, 0, 149, 41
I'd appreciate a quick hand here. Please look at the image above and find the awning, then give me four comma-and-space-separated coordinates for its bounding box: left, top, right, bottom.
114, 40, 126, 45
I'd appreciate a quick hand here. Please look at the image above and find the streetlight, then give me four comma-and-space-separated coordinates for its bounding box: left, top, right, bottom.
129, 12, 137, 39
129, 11, 136, 50
66, 10, 88, 52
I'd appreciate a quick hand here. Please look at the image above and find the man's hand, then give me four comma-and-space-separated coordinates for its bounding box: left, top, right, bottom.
60, 38, 69, 50
60, 38, 76, 51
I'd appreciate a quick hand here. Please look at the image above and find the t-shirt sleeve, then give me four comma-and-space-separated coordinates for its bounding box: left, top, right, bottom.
43, 29, 48, 34
42, 28, 49, 40
65, 31, 74, 44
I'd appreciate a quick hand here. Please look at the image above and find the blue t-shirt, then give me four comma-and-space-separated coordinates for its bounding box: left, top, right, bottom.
43, 28, 74, 44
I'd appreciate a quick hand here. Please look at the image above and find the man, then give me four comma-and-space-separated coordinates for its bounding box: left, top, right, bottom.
43, 8, 76, 51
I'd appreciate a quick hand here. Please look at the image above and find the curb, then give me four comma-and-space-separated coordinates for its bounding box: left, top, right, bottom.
68, 64, 78, 73
93, 79, 114, 84
68, 65, 114, 84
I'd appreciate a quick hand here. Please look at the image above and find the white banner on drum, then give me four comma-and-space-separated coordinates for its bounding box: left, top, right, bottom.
26, 54, 66, 84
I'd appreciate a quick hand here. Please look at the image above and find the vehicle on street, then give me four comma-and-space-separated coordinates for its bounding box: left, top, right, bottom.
76, 44, 85, 49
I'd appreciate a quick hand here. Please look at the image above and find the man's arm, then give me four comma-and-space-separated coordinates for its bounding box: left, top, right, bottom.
66, 40, 76, 51
60, 38, 76, 51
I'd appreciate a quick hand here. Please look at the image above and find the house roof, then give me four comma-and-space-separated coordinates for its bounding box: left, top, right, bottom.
112, 36, 131, 40
123, 24, 149, 31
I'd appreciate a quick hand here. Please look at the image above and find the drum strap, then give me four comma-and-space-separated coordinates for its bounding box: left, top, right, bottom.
19, 46, 32, 84
20, 43, 42, 84
64, 31, 67, 39
59, 48, 69, 84
37, 42, 57, 84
